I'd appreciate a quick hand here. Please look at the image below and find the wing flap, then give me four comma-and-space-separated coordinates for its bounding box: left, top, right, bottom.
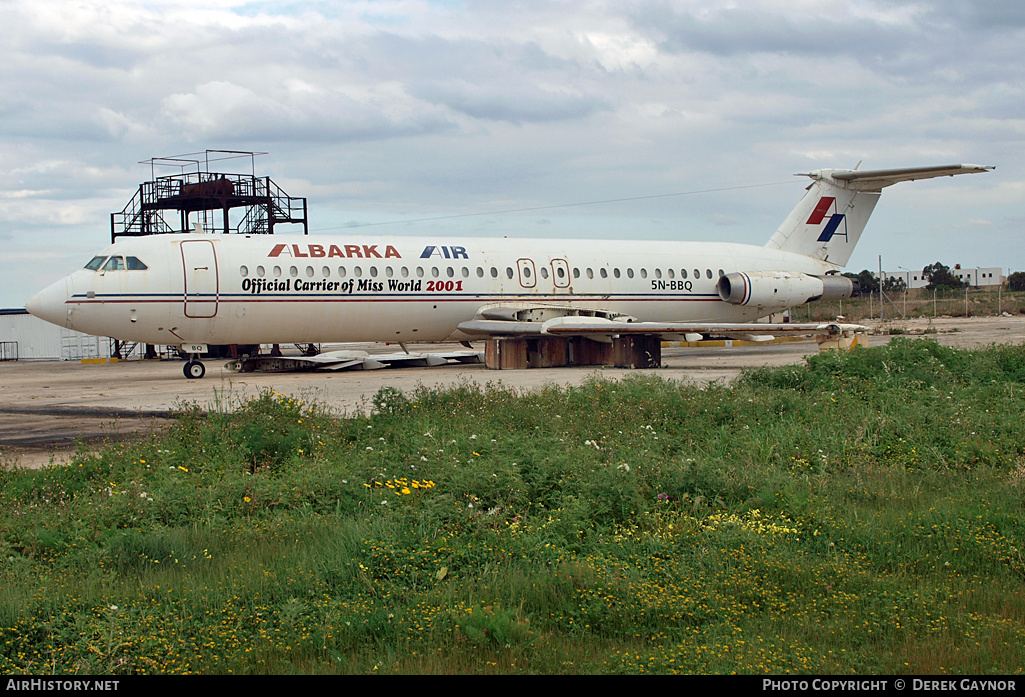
458, 319, 545, 336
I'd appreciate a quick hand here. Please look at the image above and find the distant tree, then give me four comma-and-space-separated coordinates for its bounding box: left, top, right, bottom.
882, 276, 907, 294
843, 270, 879, 295
922, 262, 965, 291
1009, 272, 1025, 292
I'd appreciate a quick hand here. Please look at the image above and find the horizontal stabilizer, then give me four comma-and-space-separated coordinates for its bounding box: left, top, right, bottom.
830, 164, 993, 190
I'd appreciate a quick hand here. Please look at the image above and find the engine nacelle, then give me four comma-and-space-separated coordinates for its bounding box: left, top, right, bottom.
717, 271, 850, 309
815, 275, 855, 302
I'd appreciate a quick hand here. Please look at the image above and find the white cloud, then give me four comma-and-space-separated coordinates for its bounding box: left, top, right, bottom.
0, 0, 1020, 307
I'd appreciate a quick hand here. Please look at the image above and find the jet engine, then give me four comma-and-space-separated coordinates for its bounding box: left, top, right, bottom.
717, 271, 854, 308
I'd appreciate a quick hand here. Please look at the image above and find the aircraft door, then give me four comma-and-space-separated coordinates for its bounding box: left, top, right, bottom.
516, 259, 536, 288
181, 240, 219, 318
551, 259, 571, 289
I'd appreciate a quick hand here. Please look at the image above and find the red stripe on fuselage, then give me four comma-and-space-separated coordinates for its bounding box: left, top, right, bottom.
68, 295, 723, 305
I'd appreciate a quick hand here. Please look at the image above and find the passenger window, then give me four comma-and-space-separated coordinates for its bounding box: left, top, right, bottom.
85, 256, 107, 271
417, 267, 425, 278
306, 266, 314, 278
540, 267, 549, 279
706, 269, 713, 279
681, 269, 688, 279
289, 266, 298, 278
370, 266, 378, 277
385, 266, 394, 278
431, 267, 440, 278
273, 266, 282, 278
573, 268, 580, 279
600, 268, 608, 279
506, 267, 514, 279
257, 266, 265, 277
354, 266, 363, 278
127, 257, 148, 270
401, 267, 409, 278
586, 268, 594, 279
240, 266, 249, 277
461, 267, 469, 278
627, 268, 635, 279
447, 267, 454, 278
490, 267, 498, 278
693, 269, 700, 279
668, 269, 675, 279
477, 267, 485, 278
613, 268, 620, 279
322, 266, 330, 277
338, 266, 347, 278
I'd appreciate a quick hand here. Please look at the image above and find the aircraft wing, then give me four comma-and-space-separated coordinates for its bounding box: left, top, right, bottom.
541, 316, 866, 340
226, 349, 483, 373
458, 303, 638, 338
458, 315, 866, 342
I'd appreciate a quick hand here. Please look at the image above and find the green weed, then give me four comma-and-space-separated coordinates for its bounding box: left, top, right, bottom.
1, 344, 1024, 674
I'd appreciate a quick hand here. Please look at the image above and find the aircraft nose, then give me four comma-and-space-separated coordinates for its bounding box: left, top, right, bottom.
26, 278, 70, 328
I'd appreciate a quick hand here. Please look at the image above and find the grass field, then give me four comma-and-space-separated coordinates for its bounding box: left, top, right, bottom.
1, 337, 1024, 674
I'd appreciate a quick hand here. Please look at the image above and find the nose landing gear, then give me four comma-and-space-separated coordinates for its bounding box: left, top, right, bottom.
184, 359, 206, 379
179, 343, 209, 379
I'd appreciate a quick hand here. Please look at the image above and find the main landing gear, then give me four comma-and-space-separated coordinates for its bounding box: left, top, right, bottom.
184, 358, 206, 379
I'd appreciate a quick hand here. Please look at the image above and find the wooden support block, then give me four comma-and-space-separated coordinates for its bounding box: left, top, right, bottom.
571, 337, 611, 366
485, 335, 662, 369
610, 335, 662, 368
528, 337, 570, 367
485, 338, 528, 369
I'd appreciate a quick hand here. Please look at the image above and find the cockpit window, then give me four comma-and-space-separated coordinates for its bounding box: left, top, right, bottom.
101, 256, 125, 271
85, 256, 107, 271
126, 256, 148, 270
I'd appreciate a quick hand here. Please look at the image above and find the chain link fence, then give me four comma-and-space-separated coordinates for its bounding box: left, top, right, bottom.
801, 287, 1024, 322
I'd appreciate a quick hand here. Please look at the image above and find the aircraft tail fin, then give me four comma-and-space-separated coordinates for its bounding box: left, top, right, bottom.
765, 164, 993, 267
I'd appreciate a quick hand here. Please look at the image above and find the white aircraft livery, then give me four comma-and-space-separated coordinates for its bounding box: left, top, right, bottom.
26, 163, 992, 378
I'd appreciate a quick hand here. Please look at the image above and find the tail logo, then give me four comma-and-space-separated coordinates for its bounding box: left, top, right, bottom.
806, 197, 847, 243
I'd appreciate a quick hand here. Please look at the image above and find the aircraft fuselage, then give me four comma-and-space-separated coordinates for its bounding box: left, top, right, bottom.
28, 233, 835, 346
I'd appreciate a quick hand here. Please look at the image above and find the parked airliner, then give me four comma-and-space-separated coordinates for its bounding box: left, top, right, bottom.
26, 163, 992, 377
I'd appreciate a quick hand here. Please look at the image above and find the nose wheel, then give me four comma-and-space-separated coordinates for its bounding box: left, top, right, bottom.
184, 359, 206, 379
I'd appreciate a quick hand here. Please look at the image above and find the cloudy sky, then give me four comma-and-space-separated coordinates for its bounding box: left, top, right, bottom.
2, 0, 1022, 308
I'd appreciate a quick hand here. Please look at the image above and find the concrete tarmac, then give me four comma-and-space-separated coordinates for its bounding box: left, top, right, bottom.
2, 315, 1023, 469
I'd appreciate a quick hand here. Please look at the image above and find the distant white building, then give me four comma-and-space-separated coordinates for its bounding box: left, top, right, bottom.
881, 270, 926, 289
952, 266, 1003, 287
881, 266, 1003, 289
